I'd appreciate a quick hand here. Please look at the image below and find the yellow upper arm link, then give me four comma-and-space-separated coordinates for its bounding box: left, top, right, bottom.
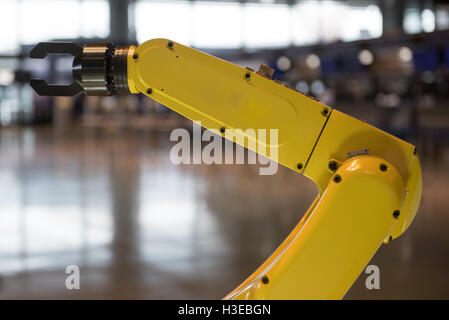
128, 38, 329, 173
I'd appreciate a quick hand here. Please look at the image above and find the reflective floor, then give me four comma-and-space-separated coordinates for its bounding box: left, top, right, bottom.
0, 124, 448, 299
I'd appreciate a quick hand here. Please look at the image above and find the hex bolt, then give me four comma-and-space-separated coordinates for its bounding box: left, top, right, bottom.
379, 163, 388, 172
261, 275, 269, 285
297, 163, 303, 170
328, 160, 338, 171
333, 174, 342, 183
147, 88, 152, 95
393, 210, 400, 219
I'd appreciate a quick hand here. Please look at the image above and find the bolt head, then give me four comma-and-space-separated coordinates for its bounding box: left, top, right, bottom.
333, 174, 342, 183
393, 210, 400, 219
328, 161, 338, 171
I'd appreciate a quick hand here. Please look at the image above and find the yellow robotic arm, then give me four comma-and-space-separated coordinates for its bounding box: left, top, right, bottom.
30, 39, 422, 299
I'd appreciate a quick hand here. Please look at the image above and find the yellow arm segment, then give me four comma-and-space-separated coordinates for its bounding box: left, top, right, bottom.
127, 40, 328, 172
126, 39, 422, 299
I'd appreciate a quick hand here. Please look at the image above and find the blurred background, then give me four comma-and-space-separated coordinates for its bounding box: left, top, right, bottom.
0, 0, 449, 299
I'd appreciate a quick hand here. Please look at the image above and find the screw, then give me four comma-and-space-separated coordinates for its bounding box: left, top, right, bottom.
147, 88, 152, 94
333, 174, 342, 183
261, 276, 269, 285
168, 41, 174, 48
328, 160, 338, 171
297, 163, 303, 170
244, 72, 251, 80
379, 163, 388, 172
132, 53, 138, 60
389, 236, 393, 242
220, 127, 226, 133
413, 147, 417, 155
393, 210, 400, 219
322, 107, 329, 116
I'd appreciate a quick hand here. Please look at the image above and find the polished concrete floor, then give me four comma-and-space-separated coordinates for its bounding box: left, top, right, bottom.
0, 124, 448, 299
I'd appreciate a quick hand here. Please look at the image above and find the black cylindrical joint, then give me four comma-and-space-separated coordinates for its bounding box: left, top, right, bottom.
73, 43, 112, 96
72, 43, 130, 96
110, 46, 130, 95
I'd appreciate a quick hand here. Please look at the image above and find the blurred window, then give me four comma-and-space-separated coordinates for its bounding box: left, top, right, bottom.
192, 1, 242, 48
291, 1, 321, 45
436, 5, 449, 30
0, 0, 110, 51
293, 1, 382, 46
320, 1, 348, 42
341, 5, 382, 41
0, 0, 19, 53
422, 9, 436, 33
404, 8, 436, 34
81, 0, 110, 38
134, 0, 383, 49
243, 3, 291, 48
135, 1, 193, 46
19, 0, 81, 44
404, 8, 422, 34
